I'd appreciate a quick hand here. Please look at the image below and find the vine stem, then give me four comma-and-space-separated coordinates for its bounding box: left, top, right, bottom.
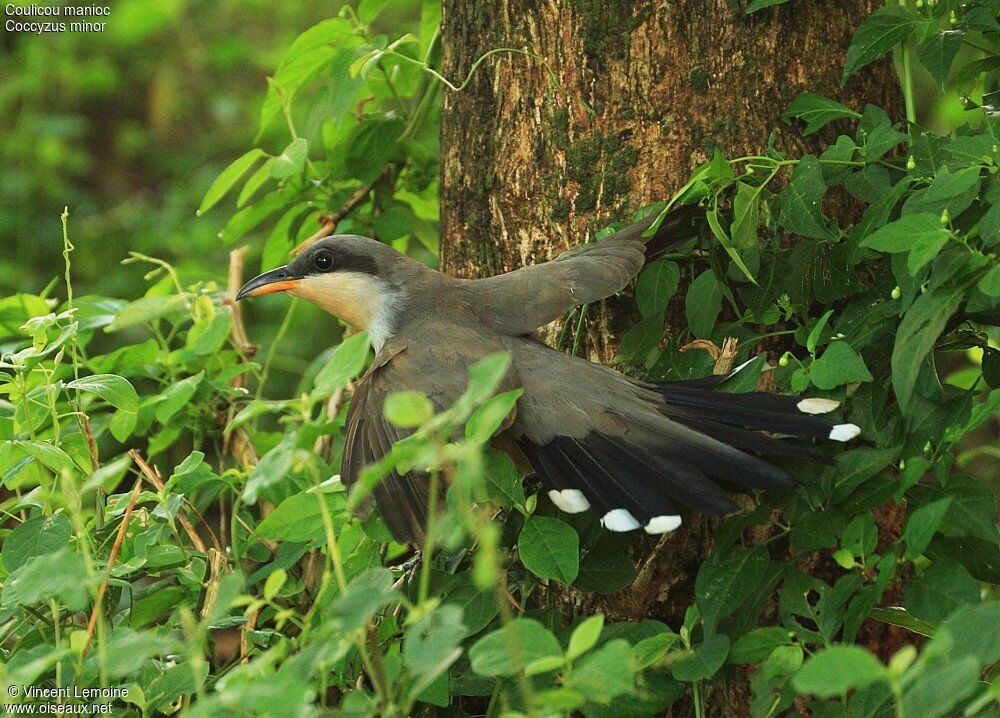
380, 46, 559, 93
891, 0, 916, 124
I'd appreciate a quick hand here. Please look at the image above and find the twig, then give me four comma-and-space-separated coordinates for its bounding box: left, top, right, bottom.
291, 164, 393, 256
200, 547, 228, 620
221, 247, 260, 469
224, 247, 256, 356
82, 476, 142, 657
130, 449, 218, 554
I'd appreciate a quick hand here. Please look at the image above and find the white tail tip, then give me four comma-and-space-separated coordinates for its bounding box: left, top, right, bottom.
548, 489, 590, 514
829, 423, 861, 442
644, 515, 682, 534
601, 509, 641, 532
797, 398, 841, 415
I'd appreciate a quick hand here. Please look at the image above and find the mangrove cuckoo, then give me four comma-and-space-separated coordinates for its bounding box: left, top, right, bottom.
237, 207, 860, 543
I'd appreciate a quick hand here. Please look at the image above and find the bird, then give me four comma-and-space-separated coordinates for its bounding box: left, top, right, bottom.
236, 206, 860, 544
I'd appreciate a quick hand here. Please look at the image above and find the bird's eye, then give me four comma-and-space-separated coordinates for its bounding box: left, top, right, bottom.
313, 250, 334, 272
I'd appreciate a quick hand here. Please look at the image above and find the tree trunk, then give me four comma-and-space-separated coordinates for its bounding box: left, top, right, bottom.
440, 0, 902, 358
439, 1, 907, 714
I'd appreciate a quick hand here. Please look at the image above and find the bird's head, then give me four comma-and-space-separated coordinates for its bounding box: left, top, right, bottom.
237, 235, 405, 349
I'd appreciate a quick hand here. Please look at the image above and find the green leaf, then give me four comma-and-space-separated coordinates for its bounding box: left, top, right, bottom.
106, 293, 189, 332
904, 559, 980, 624
842, 6, 922, 82
243, 432, 298, 503
696, 546, 769, 627
254, 487, 345, 542
1, 549, 90, 610
263, 568, 286, 600
892, 289, 963, 414
977, 263, 1000, 297
672, 633, 730, 681
403, 604, 465, 695
330, 568, 397, 632
479, 449, 526, 507
685, 269, 723, 338
860, 213, 952, 276
312, 331, 371, 397
197, 149, 267, 216
155, 371, 203, 423
17, 440, 77, 475
933, 602, 1000, 666
269, 138, 308, 179
569, 638, 634, 702
469, 619, 562, 677
574, 533, 637, 595
731, 181, 761, 250
635, 260, 680, 318
903, 497, 952, 559
806, 309, 834, 356
2, 514, 72, 573
777, 156, 834, 240
384, 391, 435, 427
518, 516, 579, 584
841, 512, 877, 557
867, 606, 937, 637
793, 645, 887, 697
901, 655, 979, 718
810, 341, 873, 389
67, 374, 139, 414
728, 627, 793, 664
915, 24, 963, 90
237, 158, 275, 208
745, 0, 790, 13
567, 614, 604, 660
219, 190, 290, 245
257, 19, 357, 135
464, 352, 512, 404
707, 208, 757, 285
466, 389, 522, 444
785, 92, 861, 134
358, 0, 391, 22
919, 166, 982, 214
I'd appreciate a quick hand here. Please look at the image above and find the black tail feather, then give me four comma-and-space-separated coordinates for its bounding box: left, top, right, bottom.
655, 383, 845, 440
517, 370, 857, 534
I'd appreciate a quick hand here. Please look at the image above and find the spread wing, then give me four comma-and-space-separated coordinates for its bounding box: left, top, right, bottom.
341, 327, 517, 543
470, 207, 699, 336
470, 234, 645, 336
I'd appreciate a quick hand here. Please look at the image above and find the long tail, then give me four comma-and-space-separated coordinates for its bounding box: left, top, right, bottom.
517, 360, 859, 535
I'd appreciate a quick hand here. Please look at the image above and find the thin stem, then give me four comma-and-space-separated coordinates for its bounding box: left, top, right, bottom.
381, 46, 559, 93
417, 470, 440, 605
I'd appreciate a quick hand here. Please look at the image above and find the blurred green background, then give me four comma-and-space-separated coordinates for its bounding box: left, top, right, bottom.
1, 0, 427, 389
0, 0, 973, 371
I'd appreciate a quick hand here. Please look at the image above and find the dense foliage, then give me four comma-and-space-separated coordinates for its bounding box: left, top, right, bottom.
1, 1, 998, 717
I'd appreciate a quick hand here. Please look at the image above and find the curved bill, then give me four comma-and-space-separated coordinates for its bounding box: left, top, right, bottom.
236, 266, 302, 300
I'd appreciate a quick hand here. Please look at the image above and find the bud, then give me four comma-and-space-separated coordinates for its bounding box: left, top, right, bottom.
746, 165, 755, 175
778, 353, 790, 367
915, 0, 923, 7
923, 440, 932, 454
949, 10, 957, 24
906, 156, 916, 170
898, 459, 906, 470
940, 209, 949, 225
891, 285, 901, 300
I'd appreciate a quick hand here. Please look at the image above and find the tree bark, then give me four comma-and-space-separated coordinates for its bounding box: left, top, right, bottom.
440, 0, 902, 358
439, 1, 907, 714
